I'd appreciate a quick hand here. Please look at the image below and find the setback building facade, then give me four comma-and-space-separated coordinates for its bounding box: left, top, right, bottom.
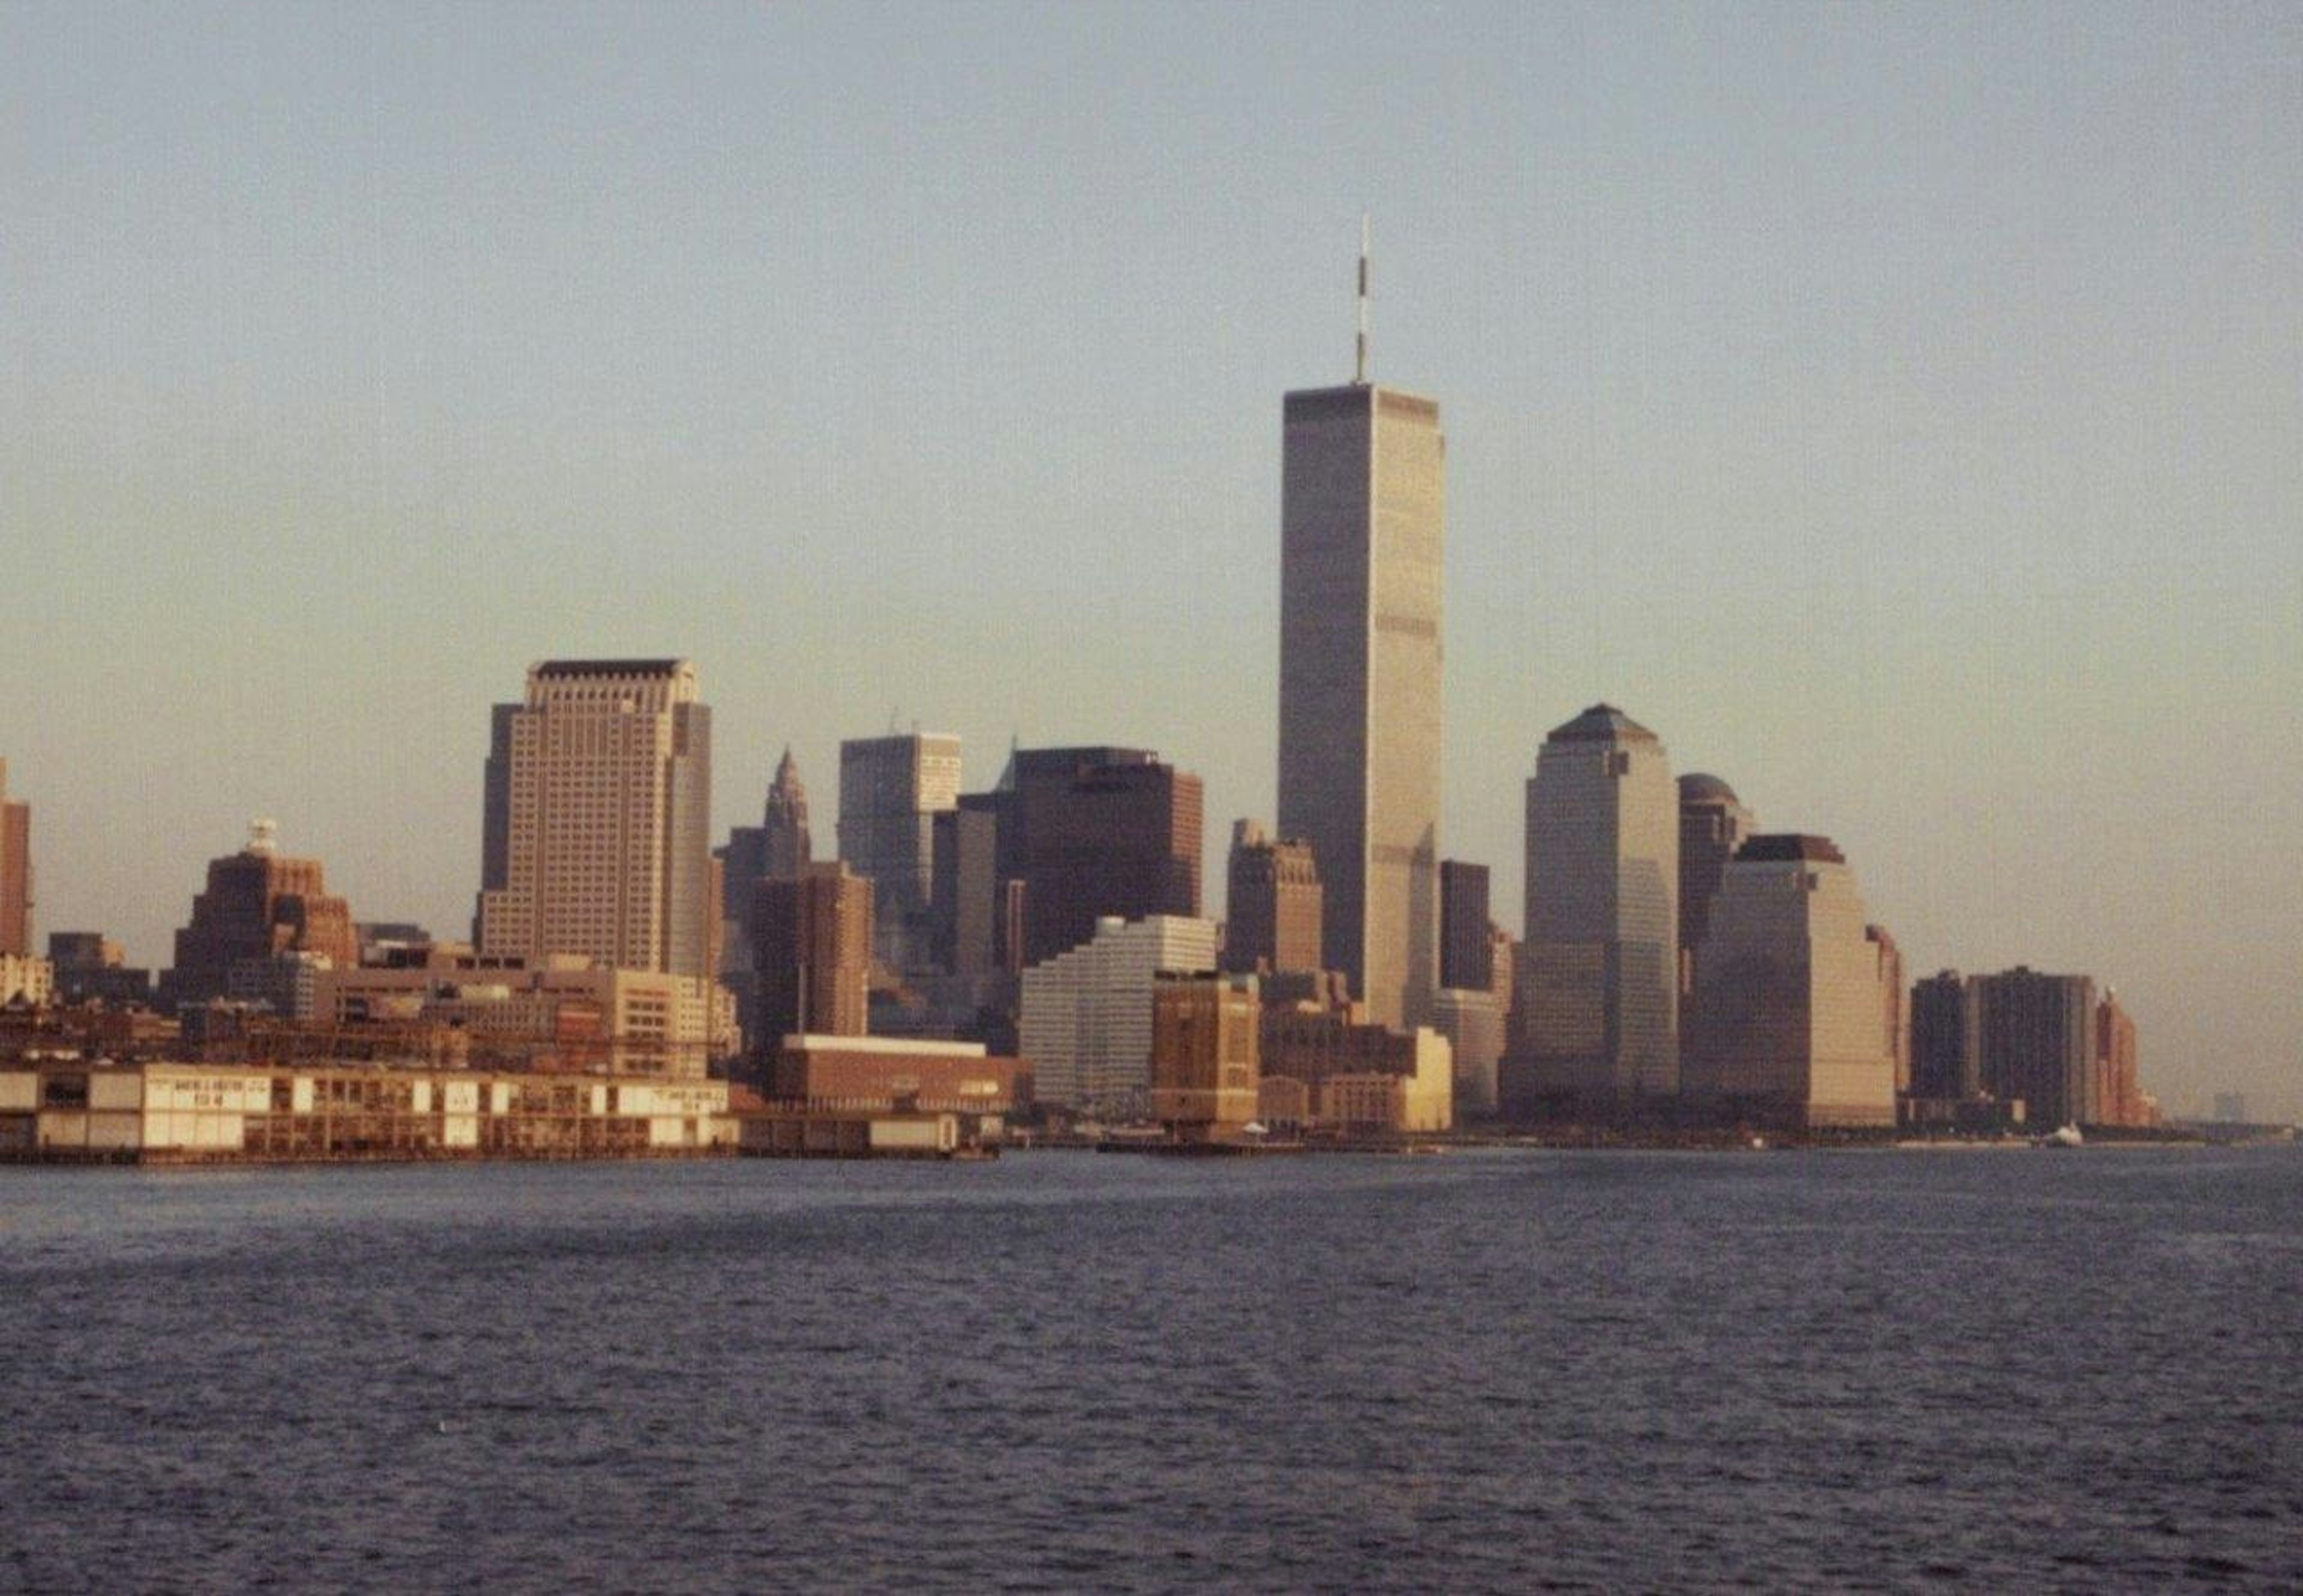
1681, 834, 1898, 1128
164, 822, 357, 1011
1222, 820, 1324, 977
1017, 914, 1219, 1114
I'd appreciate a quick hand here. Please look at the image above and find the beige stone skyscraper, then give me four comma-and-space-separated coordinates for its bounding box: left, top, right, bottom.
476, 659, 712, 978
1510, 705, 1679, 1114
1682, 835, 1897, 1128
1277, 371, 1444, 1030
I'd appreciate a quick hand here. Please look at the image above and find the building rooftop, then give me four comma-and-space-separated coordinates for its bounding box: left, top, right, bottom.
1678, 772, 1740, 805
1737, 834, 1845, 865
1548, 704, 1660, 744
531, 659, 689, 678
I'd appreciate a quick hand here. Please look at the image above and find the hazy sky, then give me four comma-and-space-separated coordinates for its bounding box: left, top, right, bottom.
4, 3, 2298, 1116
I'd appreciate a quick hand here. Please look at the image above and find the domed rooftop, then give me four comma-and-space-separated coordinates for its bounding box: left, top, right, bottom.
1677, 772, 1740, 805
1547, 703, 1658, 744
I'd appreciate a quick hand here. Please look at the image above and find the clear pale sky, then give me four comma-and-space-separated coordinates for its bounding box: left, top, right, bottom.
4, 3, 2297, 1117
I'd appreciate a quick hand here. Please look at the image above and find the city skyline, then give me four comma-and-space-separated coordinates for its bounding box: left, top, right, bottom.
3, 5, 2297, 1116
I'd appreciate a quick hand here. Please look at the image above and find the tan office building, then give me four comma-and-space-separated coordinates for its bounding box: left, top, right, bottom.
476, 660, 712, 979
1149, 972, 1261, 1139
1222, 820, 1323, 977
1513, 705, 1679, 1115
752, 862, 873, 1045
1278, 377, 1444, 1030
1682, 835, 1897, 1129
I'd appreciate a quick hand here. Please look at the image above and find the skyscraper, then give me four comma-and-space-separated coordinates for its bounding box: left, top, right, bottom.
1682, 835, 1898, 1129
1676, 773, 1754, 997
1277, 305, 1444, 1029
1009, 747, 1202, 967
1508, 705, 1679, 1116
1908, 970, 1974, 1101
163, 820, 358, 1010
1222, 820, 1324, 976
0, 758, 29, 957
751, 862, 873, 1047
761, 747, 814, 882
837, 732, 961, 972
475, 659, 713, 978
1438, 859, 1492, 992
1967, 966, 2097, 1129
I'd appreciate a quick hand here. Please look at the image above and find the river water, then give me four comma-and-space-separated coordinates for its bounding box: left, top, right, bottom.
3, 1146, 2297, 1592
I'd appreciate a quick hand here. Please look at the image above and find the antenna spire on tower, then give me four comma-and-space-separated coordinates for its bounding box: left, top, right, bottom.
1355, 213, 1372, 386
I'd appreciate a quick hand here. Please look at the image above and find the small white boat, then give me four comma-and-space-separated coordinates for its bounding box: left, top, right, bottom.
2038, 1124, 2084, 1149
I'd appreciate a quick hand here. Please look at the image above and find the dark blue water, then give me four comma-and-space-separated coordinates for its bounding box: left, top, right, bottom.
3, 1147, 2298, 1592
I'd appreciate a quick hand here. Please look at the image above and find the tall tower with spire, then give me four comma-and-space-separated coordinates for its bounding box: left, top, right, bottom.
762, 747, 813, 881
1276, 221, 1445, 1029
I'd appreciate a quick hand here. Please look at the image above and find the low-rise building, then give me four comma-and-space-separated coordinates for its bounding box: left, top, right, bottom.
1149, 972, 1260, 1141
763, 1035, 1030, 1117
315, 946, 727, 1077
0, 1062, 730, 1162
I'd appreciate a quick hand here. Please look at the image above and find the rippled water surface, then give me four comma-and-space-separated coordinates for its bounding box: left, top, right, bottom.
4, 1147, 2299, 1592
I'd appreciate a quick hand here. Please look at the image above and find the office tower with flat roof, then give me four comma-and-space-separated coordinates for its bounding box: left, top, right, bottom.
0, 758, 31, 957
1967, 966, 2097, 1129
933, 794, 1011, 975
1278, 354, 1444, 1030
1677, 773, 1754, 998
1222, 820, 1324, 977
1150, 971, 1262, 1141
751, 862, 873, 1047
1009, 747, 1202, 968
1682, 835, 1897, 1128
1438, 859, 1492, 992
1018, 914, 1220, 1113
1508, 705, 1679, 1117
1908, 970, 1974, 1101
163, 821, 359, 1009
475, 659, 712, 978
838, 733, 961, 973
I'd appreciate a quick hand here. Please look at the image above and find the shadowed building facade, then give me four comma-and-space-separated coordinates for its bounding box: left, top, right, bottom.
1968, 966, 2097, 1129
1222, 820, 1324, 976
1682, 834, 1897, 1128
1676, 773, 1754, 999
751, 862, 873, 1047
164, 822, 358, 1010
838, 733, 961, 973
1908, 970, 1974, 1101
1507, 705, 1679, 1117
1279, 381, 1444, 1030
476, 660, 713, 979
1438, 859, 1492, 993
1009, 748, 1202, 968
